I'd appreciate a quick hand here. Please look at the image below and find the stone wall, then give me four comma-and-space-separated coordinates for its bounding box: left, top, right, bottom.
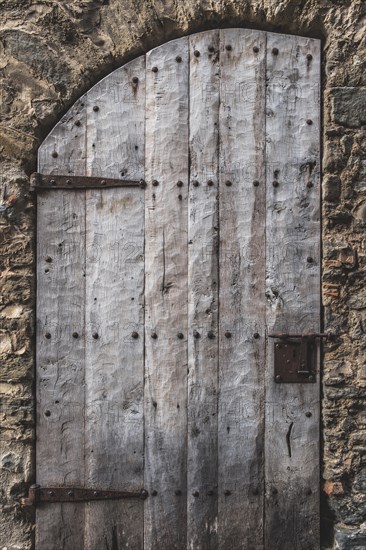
0, 1, 365, 548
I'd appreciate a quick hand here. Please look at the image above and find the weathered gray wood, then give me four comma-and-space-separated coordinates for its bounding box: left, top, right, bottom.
36, 190, 86, 550
38, 96, 87, 175
144, 37, 189, 549
218, 28, 266, 549
84, 187, 145, 550
187, 29, 219, 550
84, 57, 146, 550
264, 32, 321, 550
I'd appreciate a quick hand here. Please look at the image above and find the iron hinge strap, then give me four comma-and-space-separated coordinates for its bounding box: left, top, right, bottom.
21, 484, 148, 506
30, 173, 146, 190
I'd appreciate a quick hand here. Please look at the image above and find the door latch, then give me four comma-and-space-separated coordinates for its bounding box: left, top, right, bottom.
268, 332, 332, 383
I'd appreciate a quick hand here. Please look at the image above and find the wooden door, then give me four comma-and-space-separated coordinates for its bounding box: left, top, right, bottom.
34, 29, 321, 549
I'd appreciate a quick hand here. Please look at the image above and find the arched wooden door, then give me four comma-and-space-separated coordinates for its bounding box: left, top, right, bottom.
33, 29, 321, 549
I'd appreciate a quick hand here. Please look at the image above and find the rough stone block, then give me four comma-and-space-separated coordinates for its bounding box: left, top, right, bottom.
331, 88, 366, 128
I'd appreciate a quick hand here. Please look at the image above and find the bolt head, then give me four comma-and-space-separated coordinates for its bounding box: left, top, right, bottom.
225, 331, 232, 338
45, 332, 51, 339
131, 331, 139, 339
193, 330, 200, 338
175, 55, 182, 63
45, 256, 52, 263
207, 331, 215, 339
93, 105, 99, 112
307, 256, 314, 263
66, 179, 72, 185
225, 45, 232, 51
44, 410, 51, 417
192, 490, 199, 497
177, 180, 183, 187
253, 180, 260, 187
208, 45, 215, 52
253, 46, 259, 53
92, 333, 99, 340
207, 180, 214, 187
272, 47, 279, 55
72, 332, 79, 339
307, 181, 314, 188
48, 490, 55, 497
192, 180, 199, 187
224, 489, 231, 495
275, 375, 282, 383
253, 332, 260, 339
100, 180, 106, 186
93, 491, 98, 497
308, 375, 315, 382
75, 120, 81, 127
152, 180, 159, 187
132, 76, 139, 84
194, 50, 200, 57
177, 332, 184, 339
272, 180, 279, 188
51, 152, 58, 158
151, 332, 158, 339
306, 119, 313, 125
307, 53, 313, 61
305, 411, 312, 418
225, 180, 232, 187
68, 491, 74, 497
151, 66, 158, 72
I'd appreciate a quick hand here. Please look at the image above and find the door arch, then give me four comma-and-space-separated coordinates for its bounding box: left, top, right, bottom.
34, 28, 321, 549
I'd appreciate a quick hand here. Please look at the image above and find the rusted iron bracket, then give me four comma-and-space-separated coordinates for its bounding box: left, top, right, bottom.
268, 332, 334, 340
30, 173, 146, 190
21, 484, 148, 506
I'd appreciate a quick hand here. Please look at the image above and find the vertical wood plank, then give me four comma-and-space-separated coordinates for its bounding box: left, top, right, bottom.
187, 29, 220, 550
218, 28, 267, 550
36, 190, 85, 550
264, 33, 321, 550
84, 57, 146, 550
144, 37, 189, 549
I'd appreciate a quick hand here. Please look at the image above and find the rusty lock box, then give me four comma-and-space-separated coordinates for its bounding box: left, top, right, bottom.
272, 337, 317, 383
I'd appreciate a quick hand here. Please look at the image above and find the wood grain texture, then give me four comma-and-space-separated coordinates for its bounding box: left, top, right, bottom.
84, 57, 146, 550
187, 29, 219, 550
144, 37, 189, 550
36, 190, 86, 550
218, 28, 266, 550
264, 32, 321, 550
84, 187, 145, 550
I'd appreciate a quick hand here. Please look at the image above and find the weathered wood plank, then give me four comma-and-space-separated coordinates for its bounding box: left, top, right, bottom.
264, 33, 321, 550
187, 29, 220, 550
38, 96, 87, 176
83, 57, 146, 550
36, 190, 85, 550
218, 28, 266, 550
144, 37, 189, 549
83, 187, 145, 550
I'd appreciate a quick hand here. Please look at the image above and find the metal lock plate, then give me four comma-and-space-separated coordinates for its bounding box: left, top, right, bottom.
274, 340, 316, 383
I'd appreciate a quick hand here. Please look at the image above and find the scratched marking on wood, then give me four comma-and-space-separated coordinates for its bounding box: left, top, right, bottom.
264, 33, 321, 550
218, 28, 266, 550
187, 29, 220, 550
144, 37, 189, 549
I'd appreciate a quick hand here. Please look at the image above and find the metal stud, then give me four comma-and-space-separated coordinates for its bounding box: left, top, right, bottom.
307, 181, 314, 188
139, 179, 146, 189
93, 105, 99, 112
208, 45, 215, 53
225, 45, 232, 51
207, 331, 215, 339
307, 53, 313, 61
307, 256, 314, 263
177, 332, 184, 339
44, 410, 51, 417
194, 50, 200, 57
131, 331, 139, 339
151, 66, 158, 73
92, 333, 99, 340
272, 47, 279, 55
192, 490, 199, 497
48, 490, 55, 497
152, 180, 159, 187
253, 332, 260, 339
177, 180, 183, 187
253, 180, 260, 187
45, 332, 51, 339
101, 180, 106, 186
308, 375, 315, 382
192, 180, 199, 187
72, 332, 79, 339
178, 194, 182, 200
272, 180, 279, 188
225, 331, 232, 338
193, 330, 200, 339
305, 411, 312, 418
176, 55, 182, 63
253, 46, 259, 53
45, 256, 52, 263
66, 179, 72, 185
132, 76, 139, 84
51, 151, 58, 158
207, 180, 214, 187
275, 375, 282, 383
225, 180, 232, 187
50, 179, 56, 185
306, 119, 313, 125
93, 491, 98, 497
224, 489, 231, 495
75, 120, 81, 127
151, 332, 158, 339
68, 491, 74, 497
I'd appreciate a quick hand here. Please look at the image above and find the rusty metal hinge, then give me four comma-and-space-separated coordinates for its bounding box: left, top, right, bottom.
21, 484, 148, 506
30, 173, 146, 190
